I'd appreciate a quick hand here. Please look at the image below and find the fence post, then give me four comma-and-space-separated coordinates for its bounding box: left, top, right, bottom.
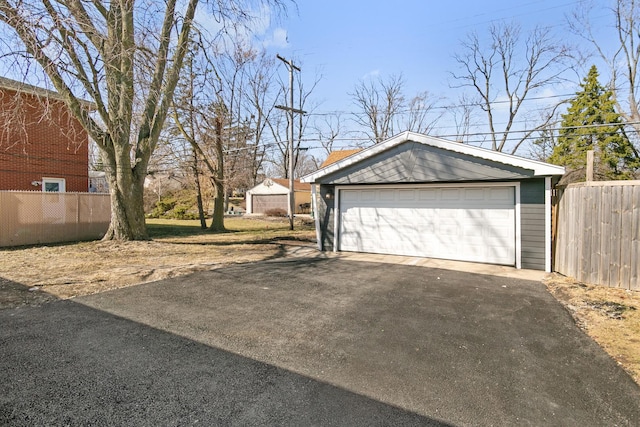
76, 193, 81, 241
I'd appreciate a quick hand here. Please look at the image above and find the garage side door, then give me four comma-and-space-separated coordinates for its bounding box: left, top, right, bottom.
252, 194, 288, 214
339, 186, 515, 265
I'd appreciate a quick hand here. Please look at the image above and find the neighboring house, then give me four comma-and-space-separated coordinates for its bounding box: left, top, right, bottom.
245, 178, 311, 214
0, 77, 91, 192
319, 149, 362, 168
144, 172, 184, 198
302, 131, 565, 272
88, 171, 109, 193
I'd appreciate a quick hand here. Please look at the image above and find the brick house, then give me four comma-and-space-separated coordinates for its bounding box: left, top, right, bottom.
0, 77, 91, 192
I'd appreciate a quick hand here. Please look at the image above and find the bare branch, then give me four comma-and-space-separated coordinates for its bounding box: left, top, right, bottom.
450, 21, 570, 153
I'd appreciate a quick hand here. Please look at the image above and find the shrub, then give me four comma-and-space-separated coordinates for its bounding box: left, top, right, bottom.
171, 205, 199, 220
148, 198, 177, 218
264, 208, 287, 217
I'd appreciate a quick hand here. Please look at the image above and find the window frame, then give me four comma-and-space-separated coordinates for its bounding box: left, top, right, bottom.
42, 177, 66, 193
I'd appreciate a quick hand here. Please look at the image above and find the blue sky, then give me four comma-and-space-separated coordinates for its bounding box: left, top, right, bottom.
0, 0, 616, 156
257, 0, 616, 152
276, 0, 606, 108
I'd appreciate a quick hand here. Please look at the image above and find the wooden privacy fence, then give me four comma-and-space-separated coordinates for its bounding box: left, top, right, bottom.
554, 181, 640, 290
0, 191, 110, 247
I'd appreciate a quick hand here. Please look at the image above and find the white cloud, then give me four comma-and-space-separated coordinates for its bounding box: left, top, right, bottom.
194, 6, 224, 38
262, 28, 289, 49
361, 69, 380, 80
194, 3, 286, 51
250, 4, 273, 37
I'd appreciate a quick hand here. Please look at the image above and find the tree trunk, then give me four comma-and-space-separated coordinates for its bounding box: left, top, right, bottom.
196, 193, 206, 229
209, 116, 225, 232
193, 152, 207, 229
210, 178, 225, 231
96, 142, 148, 240
102, 171, 149, 240
223, 188, 230, 214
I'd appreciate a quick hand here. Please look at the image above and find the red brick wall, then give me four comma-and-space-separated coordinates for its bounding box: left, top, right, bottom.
0, 87, 89, 192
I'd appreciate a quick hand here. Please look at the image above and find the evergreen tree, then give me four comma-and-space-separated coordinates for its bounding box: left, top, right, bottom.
549, 65, 639, 179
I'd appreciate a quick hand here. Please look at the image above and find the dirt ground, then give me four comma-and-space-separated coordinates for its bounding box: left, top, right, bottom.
1, 218, 638, 385
543, 274, 640, 385
0, 218, 316, 305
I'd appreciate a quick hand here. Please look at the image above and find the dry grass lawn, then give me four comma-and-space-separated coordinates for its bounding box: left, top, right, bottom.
544, 274, 640, 385
1, 217, 638, 386
0, 217, 315, 304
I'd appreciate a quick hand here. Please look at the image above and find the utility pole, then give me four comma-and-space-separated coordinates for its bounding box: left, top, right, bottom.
275, 54, 306, 230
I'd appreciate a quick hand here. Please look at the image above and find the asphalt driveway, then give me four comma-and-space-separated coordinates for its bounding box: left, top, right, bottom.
2, 257, 640, 426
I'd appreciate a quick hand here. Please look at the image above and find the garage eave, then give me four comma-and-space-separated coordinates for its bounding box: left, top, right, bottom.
302, 131, 565, 183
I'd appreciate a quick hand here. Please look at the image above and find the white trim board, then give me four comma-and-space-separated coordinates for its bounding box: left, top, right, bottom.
545, 177, 552, 273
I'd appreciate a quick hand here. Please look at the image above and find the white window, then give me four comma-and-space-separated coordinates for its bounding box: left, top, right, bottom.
42, 178, 66, 193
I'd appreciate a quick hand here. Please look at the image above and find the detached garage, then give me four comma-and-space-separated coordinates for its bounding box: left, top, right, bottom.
245, 178, 311, 214
302, 132, 565, 272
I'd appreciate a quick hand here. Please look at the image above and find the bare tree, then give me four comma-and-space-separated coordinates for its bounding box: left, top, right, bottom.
171, 103, 227, 231
528, 110, 561, 161
214, 43, 257, 212
403, 90, 443, 135
0, 0, 287, 240
243, 51, 281, 185
313, 112, 345, 155
450, 22, 570, 153
350, 74, 442, 144
449, 94, 478, 143
350, 73, 405, 144
570, 0, 640, 136
294, 71, 320, 176
293, 150, 319, 177
170, 38, 239, 232
168, 47, 216, 229
268, 63, 319, 179
169, 31, 291, 229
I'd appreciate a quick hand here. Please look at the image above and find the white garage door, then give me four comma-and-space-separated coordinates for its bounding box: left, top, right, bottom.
339, 186, 516, 265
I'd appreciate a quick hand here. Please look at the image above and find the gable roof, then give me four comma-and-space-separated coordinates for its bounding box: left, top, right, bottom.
0, 76, 95, 108
302, 131, 565, 183
270, 178, 311, 191
320, 149, 362, 168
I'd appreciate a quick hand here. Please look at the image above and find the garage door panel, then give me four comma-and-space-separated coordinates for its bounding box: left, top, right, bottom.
418, 189, 438, 201
462, 224, 483, 238
378, 189, 395, 201
398, 189, 416, 201
339, 186, 515, 265
441, 188, 461, 200
490, 187, 513, 201
465, 188, 485, 200
360, 191, 376, 202
252, 194, 287, 214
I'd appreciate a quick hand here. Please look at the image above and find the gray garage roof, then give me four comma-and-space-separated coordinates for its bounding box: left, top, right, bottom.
302, 132, 565, 184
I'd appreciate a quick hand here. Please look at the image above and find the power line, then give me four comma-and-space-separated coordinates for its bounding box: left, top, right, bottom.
442, 1, 583, 31
157, 120, 640, 161
312, 91, 581, 117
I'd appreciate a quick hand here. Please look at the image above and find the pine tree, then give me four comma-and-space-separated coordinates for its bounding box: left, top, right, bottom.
549, 65, 639, 180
